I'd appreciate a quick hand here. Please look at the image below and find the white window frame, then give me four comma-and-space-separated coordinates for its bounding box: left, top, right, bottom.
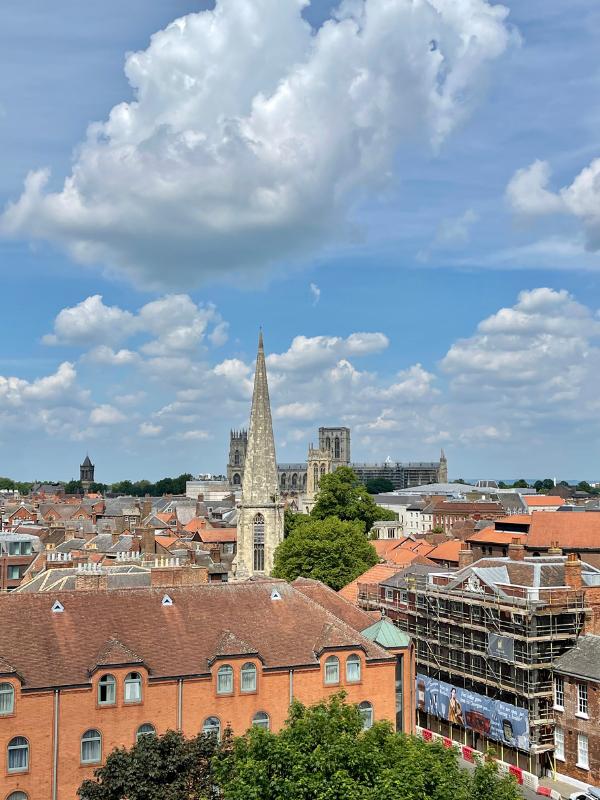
358, 701, 373, 730
124, 672, 142, 703
98, 674, 116, 706
217, 664, 234, 695
81, 729, 102, 764
7, 737, 29, 773
324, 656, 340, 685
384, 588, 394, 602
346, 654, 361, 683
554, 727, 565, 761
577, 733, 589, 770
240, 662, 257, 693
202, 716, 221, 741
577, 682, 589, 718
0, 682, 15, 715
252, 711, 270, 730
136, 723, 156, 740
553, 675, 564, 710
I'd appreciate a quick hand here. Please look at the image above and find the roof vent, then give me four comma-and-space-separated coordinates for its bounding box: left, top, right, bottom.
52, 600, 64, 613
162, 594, 173, 606
271, 589, 282, 601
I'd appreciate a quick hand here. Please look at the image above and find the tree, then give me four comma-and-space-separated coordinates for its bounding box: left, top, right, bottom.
283, 509, 310, 537
64, 479, 83, 495
497, 481, 508, 489
511, 479, 529, 489
214, 694, 521, 800
272, 516, 378, 590
78, 729, 221, 800
311, 467, 396, 533
365, 477, 394, 495
577, 481, 592, 493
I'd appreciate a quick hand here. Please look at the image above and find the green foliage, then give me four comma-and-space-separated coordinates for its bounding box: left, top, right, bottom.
365, 477, 394, 495
272, 515, 378, 590
311, 467, 396, 533
64, 479, 84, 495
534, 479, 557, 493
511, 479, 529, 489
109, 473, 194, 497
78, 729, 222, 800
577, 481, 592, 493
214, 694, 521, 800
0, 476, 33, 494
284, 509, 310, 537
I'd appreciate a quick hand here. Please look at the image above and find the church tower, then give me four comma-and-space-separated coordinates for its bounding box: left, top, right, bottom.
80, 454, 95, 493
438, 449, 448, 483
234, 331, 283, 579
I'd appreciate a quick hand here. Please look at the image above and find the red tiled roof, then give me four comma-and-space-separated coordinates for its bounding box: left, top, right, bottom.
526, 512, 600, 550
184, 518, 207, 532
495, 515, 532, 526
523, 496, 565, 507
199, 529, 237, 543
467, 528, 528, 545
155, 535, 180, 550
427, 539, 463, 563
339, 564, 401, 605
293, 578, 377, 630
0, 581, 392, 690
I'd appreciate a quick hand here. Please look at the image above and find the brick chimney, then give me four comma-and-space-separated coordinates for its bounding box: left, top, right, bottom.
140, 527, 156, 556
458, 545, 474, 569
547, 540, 563, 556
209, 544, 221, 564
564, 552, 582, 590
141, 499, 152, 520
508, 537, 525, 561
75, 572, 108, 591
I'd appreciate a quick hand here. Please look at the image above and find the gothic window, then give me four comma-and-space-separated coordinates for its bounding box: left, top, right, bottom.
292, 473, 298, 489
303, 473, 307, 489
253, 513, 265, 572
233, 473, 241, 486
281, 474, 286, 488
320, 464, 326, 478
234, 450, 240, 466
313, 464, 319, 489
334, 437, 340, 459
326, 436, 331, 451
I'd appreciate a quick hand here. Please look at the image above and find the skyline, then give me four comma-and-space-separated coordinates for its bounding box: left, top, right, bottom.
0, 0, 599, 479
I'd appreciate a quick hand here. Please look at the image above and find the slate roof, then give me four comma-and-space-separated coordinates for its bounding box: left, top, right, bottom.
15, 565, 149, 593
553, 635, 600, 682
0, 580, 393, 689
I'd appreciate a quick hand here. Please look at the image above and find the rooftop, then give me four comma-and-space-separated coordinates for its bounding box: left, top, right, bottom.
554, 635, 600, 682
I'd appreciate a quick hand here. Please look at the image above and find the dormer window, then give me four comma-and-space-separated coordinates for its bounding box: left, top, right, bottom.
217, 664, 233, 695
98, 674, 116, 705
0, 682, 15, 715
124, 672, 142, 703
324, 655, 340, 685
241, 662, 257, 693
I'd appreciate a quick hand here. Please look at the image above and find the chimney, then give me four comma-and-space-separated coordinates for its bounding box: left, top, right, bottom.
75, 570, 108, 591
196, 497, 204, 515
548, 540, 563, 556
115, 516, 127, 535
458, 545, 474, 569
209, 544, 221, 564
141, 499, 152, 520
508, 537, 525, 561
140, 527, 156, 556
565, 552, 582, 590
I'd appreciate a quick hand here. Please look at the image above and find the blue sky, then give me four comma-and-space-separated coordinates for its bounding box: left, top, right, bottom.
0, 0, 599, 482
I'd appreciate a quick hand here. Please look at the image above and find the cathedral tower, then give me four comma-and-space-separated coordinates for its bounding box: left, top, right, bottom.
234, 332, 283, 579
80, 454, 95, 493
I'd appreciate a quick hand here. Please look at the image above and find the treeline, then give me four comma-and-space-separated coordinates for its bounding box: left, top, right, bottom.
64, 473, 194, 497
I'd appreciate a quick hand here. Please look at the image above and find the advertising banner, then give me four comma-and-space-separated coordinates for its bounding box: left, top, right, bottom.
487, 634, 515, 662
416, 673, 530, 752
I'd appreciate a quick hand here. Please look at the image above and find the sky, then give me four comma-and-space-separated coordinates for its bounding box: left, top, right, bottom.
0, 0, 599, 483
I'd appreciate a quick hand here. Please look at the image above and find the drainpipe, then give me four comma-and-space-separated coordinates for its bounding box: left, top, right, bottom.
52, 689, 60, 800
177, 679, 183, 732
289, 669, 294, 705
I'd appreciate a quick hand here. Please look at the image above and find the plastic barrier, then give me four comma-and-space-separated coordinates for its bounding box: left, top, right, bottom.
509, 765, 524, 785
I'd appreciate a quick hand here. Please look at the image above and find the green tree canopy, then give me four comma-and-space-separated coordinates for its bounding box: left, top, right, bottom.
311, 466, 396, 532
365, 477, 394, 495
284, 509, 310, 537
511, 479, 529, 489
214, 694, 521, 800
78, 729, 221, 800
577, 481, 592, 493
273, 515, 378, 590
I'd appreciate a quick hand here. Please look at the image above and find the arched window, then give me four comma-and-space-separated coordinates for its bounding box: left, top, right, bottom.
234, 449, 240, 466
81, 729, 102, 764
324, 655, 340, 685
124, 672, 142, 703
0, 682, 15, 715
326, 436, 331, 451
346, 654, 361, 683
252, 711, 270, 730
281, 473, 286, 488
303, 473, 307, 489
334, 437, 340, 459
7, 737, 29, 772
320, 464, 326, 477
217, 664, 233, 694
292, 473, 298, 489
241, 662, 257, 693
233, 473, 241, 486
6, 792, 28, 800
313, 464, 319, 488
358, 701, 373, 730
98, 674, 116, 705
253, 513, 265, 572
202, 717, 221, 741
136, 723, 156, 740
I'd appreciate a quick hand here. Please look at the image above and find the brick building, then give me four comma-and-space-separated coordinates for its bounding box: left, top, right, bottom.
429, 500, 505, 534
0, 578, 413, 799
0, 534, 39, 592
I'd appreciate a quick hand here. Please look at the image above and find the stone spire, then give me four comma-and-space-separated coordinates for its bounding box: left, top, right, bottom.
234, 331, 283, 579
241, 330, 279, 504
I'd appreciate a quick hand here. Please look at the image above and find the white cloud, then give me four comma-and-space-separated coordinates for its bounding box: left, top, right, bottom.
0, 361, 78, 406
267, 332, 389, 371
176, 429, 211, 441
274, 401, 321, 420
1, 0, 511, 287
139, 422, 162, 437
42, 295, 137, 347
310, 283, 321, 306
85, 346, 140, 365
507, 158, 600, 251
89, 404, 127, 425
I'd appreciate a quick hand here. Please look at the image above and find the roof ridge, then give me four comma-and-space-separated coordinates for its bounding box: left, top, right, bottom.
90, 636, 144, 673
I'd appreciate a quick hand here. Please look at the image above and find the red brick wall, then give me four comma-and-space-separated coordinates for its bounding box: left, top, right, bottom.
1, 654, 400, 799
553, 674, 600, 785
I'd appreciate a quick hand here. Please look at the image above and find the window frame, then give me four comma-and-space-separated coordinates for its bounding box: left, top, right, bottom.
554, 727, 565, 762
80, 729, 102, 765
97, 674, 117, 706
0, 682, 15, 716
553, 675, 564, 710
252, 711, 270, 730
216, 664, 234, 695
358, 701, 374, 730
7, 736, 29, 773
124, 671, 143, 704
324, 655, 340, 686
346, 654, 361, 683
6, 792, 29, 800
240, 662, 257, 693
136, 723, 156, 741
577, 733, 589, 770
577, 682, 589, 717
202, 716, 221, 741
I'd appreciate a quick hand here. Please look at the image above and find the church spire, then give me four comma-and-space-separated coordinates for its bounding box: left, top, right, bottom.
241, 331, 279, 505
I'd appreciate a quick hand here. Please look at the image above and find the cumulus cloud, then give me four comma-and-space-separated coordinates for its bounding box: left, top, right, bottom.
0, 362, 78, 406
507, 158, 600, 251
1, 0, 511, 287
274, 401, 321, 420
267, 332, 389, 371
84, 346, 140, 365
89, 404, 127, 425
139, 422, 162, 437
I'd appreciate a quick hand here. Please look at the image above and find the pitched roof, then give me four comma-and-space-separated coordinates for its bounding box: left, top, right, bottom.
292, 577, 377, 631
184, 517, 207, 533
525, 512, 600, 550
210, 630, 258, 662
338, 564, 406, 605
467, 528, 528, 545
523, 495, 565, 507
0, 581, 392, 689
361, 618, 411, 649
199, 529, 237, 543
91, 637, 144, 672
554, 635, 600, 681
427, 539, 463, 563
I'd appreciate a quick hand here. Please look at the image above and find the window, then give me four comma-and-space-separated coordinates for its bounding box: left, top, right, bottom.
253, 514, 265, 572
217, 665, 233, 695
6, 793, 28, 800
553, 676, 564, 709
385, 588, 394, 602
81, 729, 102, 764
8, 541, 31, 556
233, 473, 241, 486
7, 566, 21, 580
577, 733, 589, 770
98, 674, 116, 705
324, 656, 340, 685
234, 449, 240, 466
136, 723, 156, 740
0, 682, 15, 715
334, 437, 340, 459
124, 672, 142, 703
577, 682, 588, 716
241, 662, 257, 693
346, 654, 361, 683
223, 542, 235, 555
252, 711, 270, 730
281, 474, 286, 488
202, 717, 221, 741
358, 701, 373, 730
7, 737, 29, 773
554, 727, 565, 761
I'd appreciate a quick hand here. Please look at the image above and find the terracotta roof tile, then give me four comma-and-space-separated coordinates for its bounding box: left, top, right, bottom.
91, 637, 144, 673
523, 496, 565, 507
292, 578, 378, 630
339, 564, 408, 605
427, 539, 463, 563
467, 529, 528, 545
199, 529, 237, 543
210, 630, 258, 662
526, 512, 600, 550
